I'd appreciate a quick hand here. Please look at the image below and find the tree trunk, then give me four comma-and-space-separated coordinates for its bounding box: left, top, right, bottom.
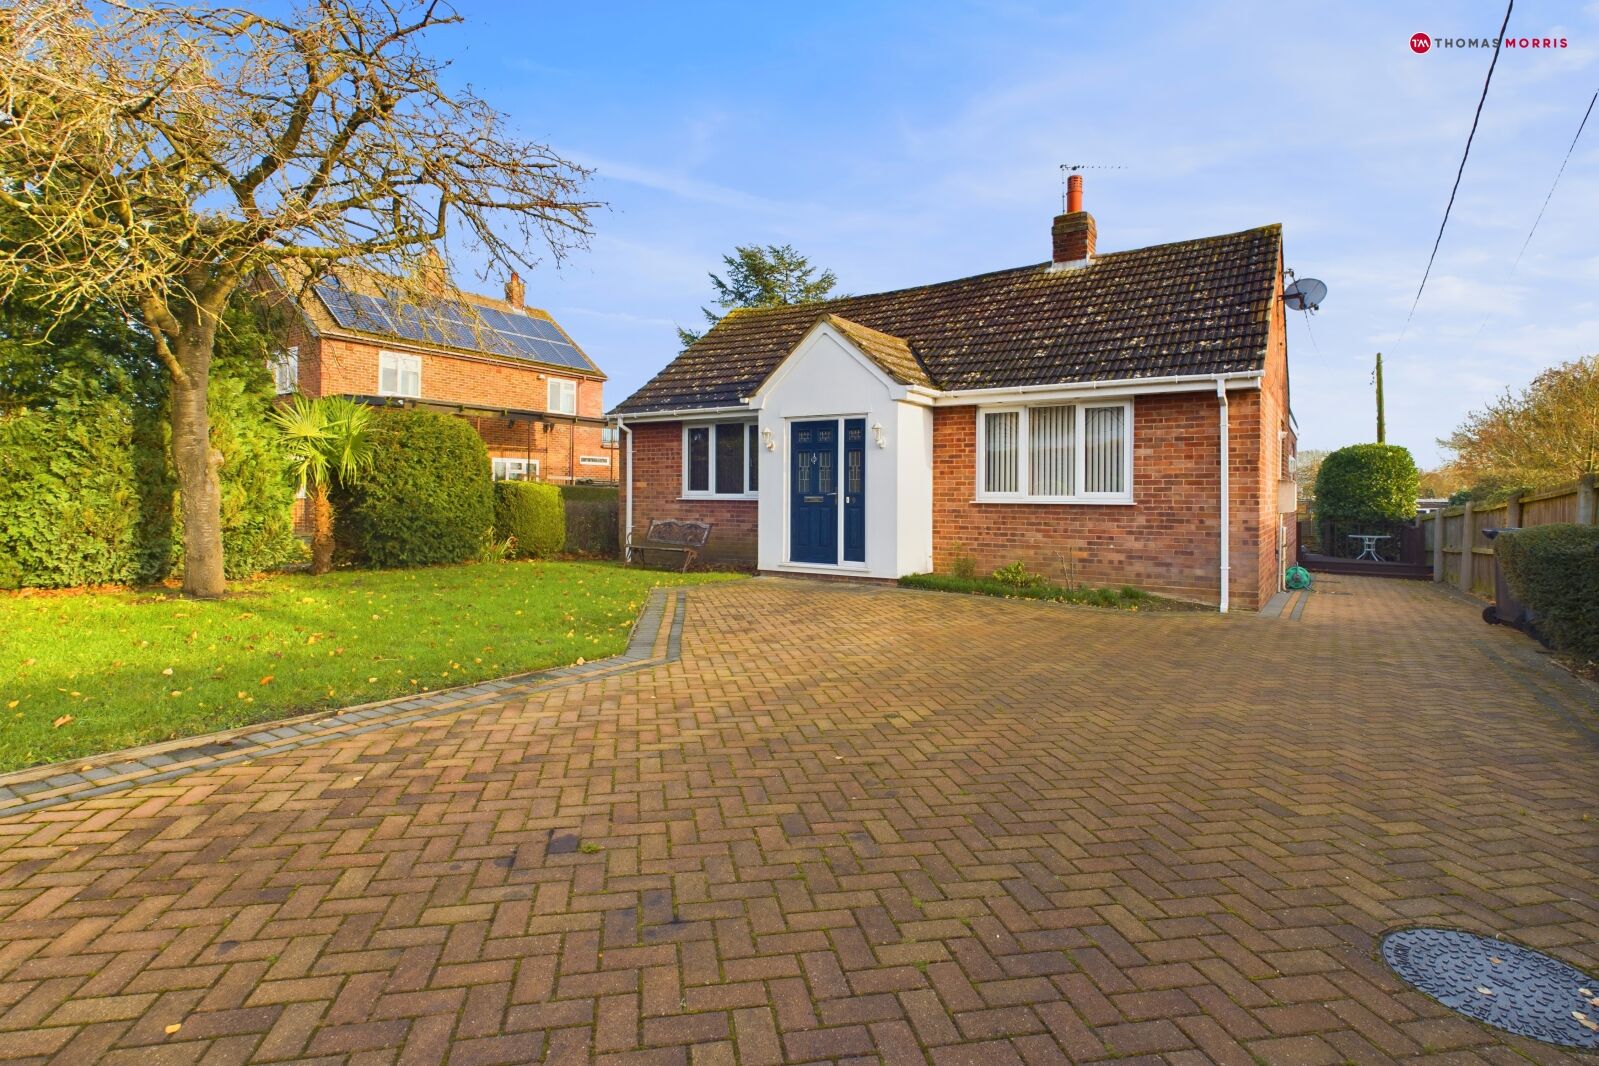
310, 483, 335, 575
170, 336, 226, 598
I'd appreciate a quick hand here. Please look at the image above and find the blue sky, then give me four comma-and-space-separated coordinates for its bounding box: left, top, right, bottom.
438, 1, 1597, 467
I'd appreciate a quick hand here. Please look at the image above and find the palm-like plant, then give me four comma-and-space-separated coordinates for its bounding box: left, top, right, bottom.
273, 396, 377, 575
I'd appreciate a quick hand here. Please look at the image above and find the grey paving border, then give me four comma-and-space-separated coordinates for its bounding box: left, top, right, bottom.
0, 587, 690, 818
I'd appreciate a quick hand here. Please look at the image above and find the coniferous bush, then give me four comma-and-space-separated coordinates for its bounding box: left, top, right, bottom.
1313, 444, 1420, 525
335, 407, 493, 567
494, 481, 566, 558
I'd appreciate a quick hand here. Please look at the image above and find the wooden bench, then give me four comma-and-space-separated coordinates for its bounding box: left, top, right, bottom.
629, 519, 712, 572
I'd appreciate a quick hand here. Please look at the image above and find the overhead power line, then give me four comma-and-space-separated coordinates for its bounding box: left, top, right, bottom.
1513, 88, 1596, 266
1400, 0, 1514, 342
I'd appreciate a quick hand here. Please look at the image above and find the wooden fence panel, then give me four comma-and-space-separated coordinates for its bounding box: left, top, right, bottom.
1416, 475, 1596, 599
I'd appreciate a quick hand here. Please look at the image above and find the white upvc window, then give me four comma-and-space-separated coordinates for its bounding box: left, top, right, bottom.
976, 400, 1133, 503
491, 457, 539, 481
600, 426, 619, 448
378, 351, 421, 398
682, 421, 759, 498
271, 346, 299, 395
548, 377, 577, 415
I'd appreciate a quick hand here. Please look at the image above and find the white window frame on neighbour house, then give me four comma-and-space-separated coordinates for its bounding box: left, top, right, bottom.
378, 351, 421, 398
547, 377, 577, 415
491, 457, 539, 481
271, 346, 299, 395
974, 399, 1134, 504
681, 421, 759, 499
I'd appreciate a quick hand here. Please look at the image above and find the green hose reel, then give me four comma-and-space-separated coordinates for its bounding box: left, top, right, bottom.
1284, 566, 1313, 590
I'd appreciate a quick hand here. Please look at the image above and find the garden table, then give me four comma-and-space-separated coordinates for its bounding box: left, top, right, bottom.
1348, 533, 1390, 562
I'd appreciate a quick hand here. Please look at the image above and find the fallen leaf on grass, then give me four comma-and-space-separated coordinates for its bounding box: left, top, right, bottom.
5, 701, 16, 710
161, 667, 173, 676
259, 675, 274, 686
53, 715, 73, 729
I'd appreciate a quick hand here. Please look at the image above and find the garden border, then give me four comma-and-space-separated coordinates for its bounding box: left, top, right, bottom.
0, 587, 688, 817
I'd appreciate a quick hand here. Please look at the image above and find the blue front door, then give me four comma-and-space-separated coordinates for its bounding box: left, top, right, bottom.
790, 421, 838, 564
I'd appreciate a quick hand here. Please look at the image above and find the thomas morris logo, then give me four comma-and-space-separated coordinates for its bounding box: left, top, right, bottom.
1412, 31, 1569, 52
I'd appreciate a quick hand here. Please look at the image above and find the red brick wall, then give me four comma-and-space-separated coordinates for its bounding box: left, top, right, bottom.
1252, 270, 1295, 608
275, 319, 611, 485
931, 390, 1275, 609
620, 422, 757, 567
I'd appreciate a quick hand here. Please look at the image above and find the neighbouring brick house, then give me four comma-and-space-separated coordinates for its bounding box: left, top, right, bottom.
265, 263, 614, 508
611, 177, 1298, 610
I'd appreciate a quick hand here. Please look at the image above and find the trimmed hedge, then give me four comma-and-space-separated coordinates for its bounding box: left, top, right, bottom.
560, 484, 618, 557
0, 395, 169, 588
1314, 444, 1419, 525
1496, 524, 1599, 661
336, 407, 493, 567
0, 299, 299, 588
494, 481, 565, 558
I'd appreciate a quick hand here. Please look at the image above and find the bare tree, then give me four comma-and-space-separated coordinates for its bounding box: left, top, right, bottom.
0, 0, 596, 595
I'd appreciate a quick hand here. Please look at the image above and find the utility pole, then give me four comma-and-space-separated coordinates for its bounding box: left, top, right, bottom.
1374, 352, 1386, 444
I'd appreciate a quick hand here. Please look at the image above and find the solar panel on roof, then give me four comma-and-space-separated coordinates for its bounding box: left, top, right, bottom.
314, 278, 593, 371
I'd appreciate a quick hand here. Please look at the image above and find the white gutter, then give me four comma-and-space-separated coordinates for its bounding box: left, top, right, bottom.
1216, 378, 1231, 614
606, 403, 750, 423
617, 415, 634, 562
931, 370, 1262, 406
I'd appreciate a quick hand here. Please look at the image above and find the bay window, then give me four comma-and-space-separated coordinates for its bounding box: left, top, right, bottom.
683, 421, 758, 497
977, 401, 1132, 502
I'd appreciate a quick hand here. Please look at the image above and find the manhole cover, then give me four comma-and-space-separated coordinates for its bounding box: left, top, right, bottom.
1382, 928, 1599, 1049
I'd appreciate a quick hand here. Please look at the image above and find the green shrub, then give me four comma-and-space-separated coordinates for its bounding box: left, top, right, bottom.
899, 572, 1184, 611
1314, 444, 1420, 525
0, 395, 167, 588
992, 561, 1050, 588
559, 484, 618, 557
0, 290, 298, 588
336, 407, 493, 567
1496, 524, 1599, 660
495, 481, 566, 558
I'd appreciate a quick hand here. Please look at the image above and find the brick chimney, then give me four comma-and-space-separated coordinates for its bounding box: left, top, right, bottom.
1051, 173, 1096, 266
419, 246, 448, 295
505, 271, 525, 309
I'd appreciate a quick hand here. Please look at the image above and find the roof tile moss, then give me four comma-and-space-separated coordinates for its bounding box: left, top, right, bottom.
615, 224, 1281, 413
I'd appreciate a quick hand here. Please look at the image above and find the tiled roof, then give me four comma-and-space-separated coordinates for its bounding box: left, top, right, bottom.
817, 315, 932, 388
613, 223, 1281, 414
275, 264, 603, 377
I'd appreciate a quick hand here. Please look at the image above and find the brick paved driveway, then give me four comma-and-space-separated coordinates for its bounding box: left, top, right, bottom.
1, 575, 1596, 1065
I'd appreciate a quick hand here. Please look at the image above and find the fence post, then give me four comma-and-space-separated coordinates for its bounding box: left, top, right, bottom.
1431, 513, 1444, 581
1457, 501, 1474, 594
1579, 474, 1597, 526
1506, 490, 1522, 530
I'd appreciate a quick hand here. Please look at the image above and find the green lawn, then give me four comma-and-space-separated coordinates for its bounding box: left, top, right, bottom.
0, 562, 740, 772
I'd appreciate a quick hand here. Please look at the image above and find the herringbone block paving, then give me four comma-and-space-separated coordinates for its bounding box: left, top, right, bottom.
0, 575, 1595, 1064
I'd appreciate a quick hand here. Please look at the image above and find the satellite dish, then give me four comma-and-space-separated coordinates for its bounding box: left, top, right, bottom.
1284, 277, 1327, 312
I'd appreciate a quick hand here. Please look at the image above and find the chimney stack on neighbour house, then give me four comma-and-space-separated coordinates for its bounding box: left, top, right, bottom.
1051, 173, 1096, 266
505, 271, 525, 309
419, 247, 449, 295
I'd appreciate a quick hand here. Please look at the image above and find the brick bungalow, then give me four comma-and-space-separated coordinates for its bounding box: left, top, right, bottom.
611, 178, 1297, 610
266, 262, 613, 489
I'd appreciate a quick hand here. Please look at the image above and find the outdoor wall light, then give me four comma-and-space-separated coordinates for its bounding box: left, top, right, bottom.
871, 422, 886, 448
761, 426, 775, 451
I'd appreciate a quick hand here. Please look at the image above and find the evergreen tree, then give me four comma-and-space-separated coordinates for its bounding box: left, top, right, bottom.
677, 244, 840, 347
